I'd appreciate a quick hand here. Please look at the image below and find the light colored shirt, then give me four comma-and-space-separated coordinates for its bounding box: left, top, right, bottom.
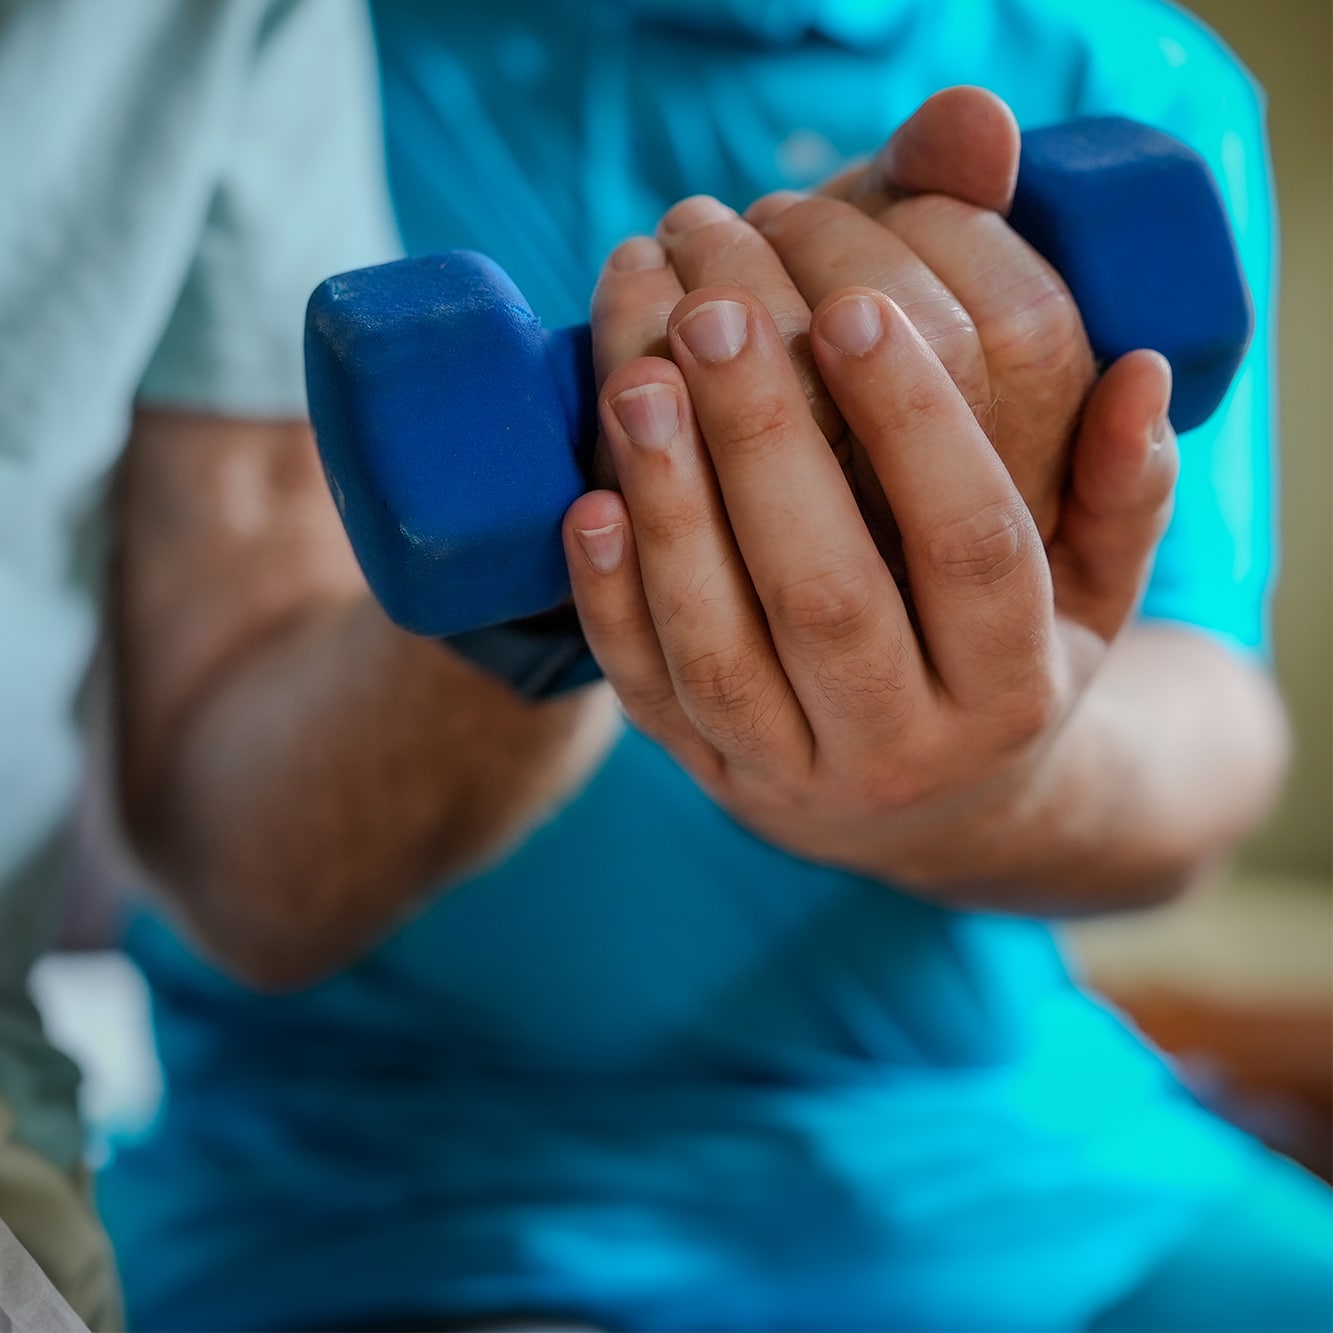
0, 0, 397, 1172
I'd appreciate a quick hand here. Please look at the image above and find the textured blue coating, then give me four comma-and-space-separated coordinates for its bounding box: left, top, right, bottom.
305, 119, 1254, 640
1010, 117, 1253, 432
305, 252, 589, 636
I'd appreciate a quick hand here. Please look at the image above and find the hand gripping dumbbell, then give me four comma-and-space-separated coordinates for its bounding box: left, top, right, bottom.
305, 117, 1253, 694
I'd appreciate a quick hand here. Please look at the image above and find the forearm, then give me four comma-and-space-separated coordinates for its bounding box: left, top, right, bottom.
124, 591, 617, 989
857, 624, 1290, 914
113, 410, 620, 986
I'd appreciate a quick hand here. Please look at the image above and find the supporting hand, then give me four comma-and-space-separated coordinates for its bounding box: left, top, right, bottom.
564, 279, 1176, 893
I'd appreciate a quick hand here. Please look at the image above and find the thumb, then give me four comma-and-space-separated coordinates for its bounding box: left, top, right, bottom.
825, 86, 1021, 215
1049, 349, 1179, 643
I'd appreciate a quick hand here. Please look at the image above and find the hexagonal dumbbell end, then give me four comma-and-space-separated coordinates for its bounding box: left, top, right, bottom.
306, 117, 1254, 646
1011, 116, 1252, 434
305, 252, 596, 637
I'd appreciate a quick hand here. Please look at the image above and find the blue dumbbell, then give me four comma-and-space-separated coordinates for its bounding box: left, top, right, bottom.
306, 116, 1252, 655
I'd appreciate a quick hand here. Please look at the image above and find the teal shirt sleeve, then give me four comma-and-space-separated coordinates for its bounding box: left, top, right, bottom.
138, 0, 400, 418
1072, 1, 1278, 656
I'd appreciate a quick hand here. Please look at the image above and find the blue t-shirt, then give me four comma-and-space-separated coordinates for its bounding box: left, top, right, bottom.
101, 2, 1280, 1330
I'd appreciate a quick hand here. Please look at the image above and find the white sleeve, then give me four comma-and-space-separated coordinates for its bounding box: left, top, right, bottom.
138, 0, 401, 417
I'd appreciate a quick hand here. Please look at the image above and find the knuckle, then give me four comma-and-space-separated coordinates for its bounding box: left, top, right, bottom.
983, 271, 1089, 384
918, 298, 981, 372
637, 502, 710, 551
920, 311, 989, 432
770, 562, 879, 645
921, 499, 1033, 590
832, 351, 939, 450
872, 364, 949, 437
708, 393, 792, 462
888, 194, 1095, 400
615, 676, 683, 733
676, 643, 765, 706
990, 683, 1060, 749
883, 281, 983, 388
575, 592, 637, 646
678, 649, 789, 755
810, 631, 914, 725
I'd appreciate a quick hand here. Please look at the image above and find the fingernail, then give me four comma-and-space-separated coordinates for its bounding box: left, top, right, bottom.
1151, 354, 1174, 446
610, 383, 679, 449
576, 522, 625, 574
658, 195, 737, 235
610, 236, 666, 272
818, 294, 884, 355
676, 300, 748, 363
1152, 409, 1172, 448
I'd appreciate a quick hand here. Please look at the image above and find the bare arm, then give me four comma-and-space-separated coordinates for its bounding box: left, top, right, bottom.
1027, 624, 1289, 909
113, 409, 618, 989
831, 623, 1290, 913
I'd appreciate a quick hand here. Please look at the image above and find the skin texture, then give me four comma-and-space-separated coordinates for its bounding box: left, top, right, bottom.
564, 89, 1289, 910
114, 411, 619, 987
114, 89, 1288, 989
592, 88, 1093, 560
